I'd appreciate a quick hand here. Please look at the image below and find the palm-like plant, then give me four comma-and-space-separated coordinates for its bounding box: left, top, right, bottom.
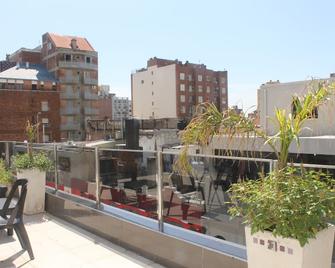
176, 82, 332, 172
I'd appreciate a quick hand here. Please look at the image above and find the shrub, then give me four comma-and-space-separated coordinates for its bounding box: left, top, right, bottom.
12, 152, 53, 172
228, 167, 335, 246
0, 159, 13, 185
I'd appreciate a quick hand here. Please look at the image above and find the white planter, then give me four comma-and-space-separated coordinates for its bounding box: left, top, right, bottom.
245, 225, 335, 268
16, 169, 46, 215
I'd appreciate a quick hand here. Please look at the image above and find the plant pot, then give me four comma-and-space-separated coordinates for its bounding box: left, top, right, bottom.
245, 225, 335, 268
16, 169, 46, 215
0, 185, 8, 198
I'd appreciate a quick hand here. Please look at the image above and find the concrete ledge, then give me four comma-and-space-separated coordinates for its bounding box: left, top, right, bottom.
45, 192, 247, 268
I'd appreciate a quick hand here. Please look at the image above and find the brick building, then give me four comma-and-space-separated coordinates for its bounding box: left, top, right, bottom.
131, 57, 228, 120
97, 85, 113, 119
41, 33, 99, 141
0, 63, 60, 141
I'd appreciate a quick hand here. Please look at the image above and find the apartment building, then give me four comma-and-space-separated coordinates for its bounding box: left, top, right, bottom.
0, 63, 60, 141
112, 94, 132, 120
41, 33, 99, 141
258, 76, 335, 136
131, 57, 228, 120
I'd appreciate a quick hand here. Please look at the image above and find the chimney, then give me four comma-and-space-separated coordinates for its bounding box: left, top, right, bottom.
26, 62, 29, 69
70, 38, 78, 49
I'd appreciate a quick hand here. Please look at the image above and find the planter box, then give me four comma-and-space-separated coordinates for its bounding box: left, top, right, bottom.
17, 169, 46, 215
245, 225, 335, 268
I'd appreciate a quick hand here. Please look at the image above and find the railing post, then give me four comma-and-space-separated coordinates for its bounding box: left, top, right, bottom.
156, 151, 164, 232
95, 147, 101, 208
53, 143, 58, 192
5, 142, 10, 167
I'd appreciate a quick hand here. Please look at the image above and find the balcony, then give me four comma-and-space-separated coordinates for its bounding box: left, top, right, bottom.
2, 141, 334, 268
60, 122, 81, 131
83, 77, 98, 85
59, 76, 80, 84
0, 213, 162, 267
60, 90, 80, 99
84, 107, 99, 115
60, 107, 80, 115
58, 61, 98, 71
84, 91, 99, 100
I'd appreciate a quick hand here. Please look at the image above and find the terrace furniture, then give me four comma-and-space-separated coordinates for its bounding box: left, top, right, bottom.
0, 178, 34, 260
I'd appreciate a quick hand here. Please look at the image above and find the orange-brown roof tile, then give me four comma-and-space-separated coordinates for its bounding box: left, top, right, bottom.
48, 33, 95, 52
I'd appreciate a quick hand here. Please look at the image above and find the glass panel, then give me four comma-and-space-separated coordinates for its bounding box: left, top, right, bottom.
99, 149, 158, 219
162, 151, 271, 245
56, 146, 96, 199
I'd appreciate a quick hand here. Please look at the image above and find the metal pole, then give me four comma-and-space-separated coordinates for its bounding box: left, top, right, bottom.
5, 142, 10, 167
53, 143, 58, 192
95, 147, 101, 208
156, 151, 164, 232
42, 124, 45, 143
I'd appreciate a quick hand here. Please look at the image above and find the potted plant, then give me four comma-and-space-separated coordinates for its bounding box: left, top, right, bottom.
0, 159, 13, 198
175, 83, 335, 268
11, 121, 53, 214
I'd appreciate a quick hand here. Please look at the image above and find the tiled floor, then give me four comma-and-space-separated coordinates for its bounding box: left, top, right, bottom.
0, 213, 165, 268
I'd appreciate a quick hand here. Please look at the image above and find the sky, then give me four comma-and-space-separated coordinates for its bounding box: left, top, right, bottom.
1, 0, 335, 111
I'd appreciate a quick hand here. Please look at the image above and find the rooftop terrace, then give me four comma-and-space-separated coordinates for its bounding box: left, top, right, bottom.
0, 213, 164, 268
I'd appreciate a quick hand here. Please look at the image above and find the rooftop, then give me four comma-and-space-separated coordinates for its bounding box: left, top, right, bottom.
0, 63, 56, 82
0, 213, 165, 268
47, 32, 95, 52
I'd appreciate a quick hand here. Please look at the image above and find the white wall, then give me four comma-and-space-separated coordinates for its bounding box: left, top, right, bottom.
132, 64, 177, 119
258, 79, 335, 136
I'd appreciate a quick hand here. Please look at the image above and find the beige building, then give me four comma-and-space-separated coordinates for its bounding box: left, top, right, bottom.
41, 33, 99, 141
258, 76, 335, 136
131, 57, 228, 120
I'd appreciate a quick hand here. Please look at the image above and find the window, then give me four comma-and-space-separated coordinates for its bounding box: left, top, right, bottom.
52, 83, 57, 91
180, 105, 186, 113
141, 80, 144, 84
198, 96, 203, 103
198, 85, 203, 92
152, 81, 154, 85
86, 57, 91, 64
47, 42, 52, 50
222, 99, 226, 104
188, 74, 193, 81
180, 95, 185, 102
198, 75, 202, 82
152, 101, 154, 106
221, 87, 226, 94
43, 134, 50, 142
179, 73, 185, 80
32, 84, 37, 91
42, 118, 49, 125
41, 101, 49, 112
206, 86, 211, 93
189, 85, 193, 92
220, 77, 226, 84
152, 91, 154, 96
206, 76, 211, 82
65, 54, 71, 61
180, 84, 185, 91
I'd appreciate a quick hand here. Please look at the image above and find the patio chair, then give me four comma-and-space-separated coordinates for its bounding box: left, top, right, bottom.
0, 178, 34, 260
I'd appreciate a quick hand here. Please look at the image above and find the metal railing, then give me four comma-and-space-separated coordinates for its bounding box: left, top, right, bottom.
2, 141, 334, 261
58, 61, 98, 70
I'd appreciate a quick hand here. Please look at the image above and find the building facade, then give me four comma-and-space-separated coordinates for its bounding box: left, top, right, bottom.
131, 57, 228, 119
41, 33, 99, 141
258, 77, 335, 136
0, 63, 60, 141
112, 94, 132, 120
97, 85, 113, 119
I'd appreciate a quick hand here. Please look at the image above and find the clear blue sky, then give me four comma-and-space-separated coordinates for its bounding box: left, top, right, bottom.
2, 0, 335, 111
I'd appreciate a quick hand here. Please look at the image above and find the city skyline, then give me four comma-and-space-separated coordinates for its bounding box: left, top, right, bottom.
2, 0, 335, 110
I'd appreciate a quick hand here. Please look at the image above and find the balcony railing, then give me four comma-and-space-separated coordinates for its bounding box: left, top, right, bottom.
84, 107, 99, 115
58, 61, 98, 70
60, 90, 80, 99
60, 122, 81, 131
84, 91, 99, 100
60, 107, 80, 115
83, 77, 98, 85
2, 141, 334, 267
59, 76, 80, 84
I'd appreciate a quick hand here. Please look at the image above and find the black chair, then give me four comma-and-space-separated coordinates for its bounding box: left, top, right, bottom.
0, 178, 34, 260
